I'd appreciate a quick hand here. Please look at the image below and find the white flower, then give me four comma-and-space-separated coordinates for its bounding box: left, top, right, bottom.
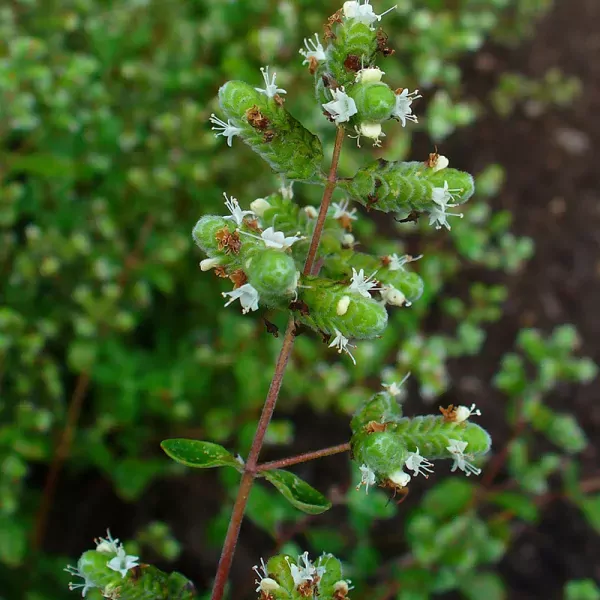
94, 530, 121, 554
446, 439, 482, 476
240, 226, 303, 250
65, 564, 97, 597
388, 469, 411, 488
382, 372, 410, 396
351, 122, 386, 148
250, 197, 271, 217
280, 182, 294, 200
454, 403, 482, 423
329, 329, 356, 365
355, 67, 385, 83
286, 552, 324, 588
200, 257, 223, 271
392, 88, 422, 126
380, 285, 406, 307
222, 283, 260, 314
343, 1, 397, 28
342, 233, 355, 246
209, 114, 242, 147
222, 193, 255, 226
331, 199, 358, 222
348, 267, 381, 298
429, 181, 464, 230
253, 558, 281, 593
334, 581, 351, 596
304, 205, 318, 219
255, 66, 287, 98
336, 295, 351, 315
299, 33, 327, 65
405, 448, 434, 477
107, 546, 140, 578
386, 253, 422, 271
357, 463, 377, 493
322, 87, 358, 124
432, 154, 449, 172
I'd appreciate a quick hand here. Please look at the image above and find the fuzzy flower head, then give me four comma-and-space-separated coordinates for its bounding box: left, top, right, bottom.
222, 283, 260, 314
446, 439, 482, 477
65, 564, 97, 597
329, 329, 357, 365
94, 530, 121, 555
299, 33, 327, 65
404, 447, 434, 478
107, 546, 140, 579
323, 87, 358, 124
222, 193, 255, 226
348, 268, 382, 298
455, 403, 482, 423
255, 66, 287, 98
343, 1, 397, 28
357, 463, 377, 494
392, 88, 422, 126
209, 114, 242, 147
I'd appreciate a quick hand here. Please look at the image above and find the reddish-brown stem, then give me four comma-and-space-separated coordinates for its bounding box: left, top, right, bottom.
210, 127, 345, 600
256, 442, 351, 473
304, 127, 346, 276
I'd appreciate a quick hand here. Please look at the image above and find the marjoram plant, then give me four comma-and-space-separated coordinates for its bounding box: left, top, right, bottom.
64, 2, 493, 598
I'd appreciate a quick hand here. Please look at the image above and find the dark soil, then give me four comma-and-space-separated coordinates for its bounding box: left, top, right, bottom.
43, 0, 600, 598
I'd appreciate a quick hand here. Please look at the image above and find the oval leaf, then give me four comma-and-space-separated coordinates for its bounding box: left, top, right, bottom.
161, 439, 241, 470
263, 469, 331, 515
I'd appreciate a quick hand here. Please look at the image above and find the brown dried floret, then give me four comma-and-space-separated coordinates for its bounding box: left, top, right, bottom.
215, 227, 241, 255
214, 266, 229, 278
344, 54, 361, 72
376, 28, 395, 57
229, 269, 247, 288
364, 420, 388, 433
246, 105, 270, 130
439, 404, 459, 423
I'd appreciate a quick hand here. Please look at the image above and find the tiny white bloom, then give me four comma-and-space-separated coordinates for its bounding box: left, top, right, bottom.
200, 257, 222, 271
240, 226, 303, 250
304, 205, 318, 219
386, 253, 423, 271
446, 439, 482, 476
334, 581, 351, 595
392, 88, 422, 126
94, 530, 121, 554
349, 123, 386, 148
222, 192, 255, 226
107, 546, 140, 579
382, 372, 410, 396
329, 329, 356, 365
357, 463, 377, 494
65, 564, 97, 597
280, 182, 294, 200
388, 468, 411, 488
337, 295, 351, 315
209, 114, 242, 147
355, 67, 385, 83
405, 447, 434, 477
222, 283, 260, 314
322, 87, 358, 124
299, 33, 327, 65
286, 552, 322, 588
454, 403, 482, 423
348, 267, 381, 298
380, 284, 406, 307
342, 233, 355, 246
253, 558, 280, 593
343, 1, 397, 28
250, 197, 271, 217
331, 198, 357, 222
429, 181, 464, 230
255, 66, 287, 98
432, 154, 449, 172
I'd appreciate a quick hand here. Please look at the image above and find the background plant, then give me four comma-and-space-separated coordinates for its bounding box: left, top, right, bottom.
0, 0, 597, 599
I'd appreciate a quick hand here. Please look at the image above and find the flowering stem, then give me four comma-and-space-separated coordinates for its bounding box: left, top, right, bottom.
304, 127, 346, 275
210, 127, 345, 600
256, 442, 351, 473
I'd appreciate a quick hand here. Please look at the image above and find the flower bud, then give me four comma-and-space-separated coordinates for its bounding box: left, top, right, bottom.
250, 197, 272, 217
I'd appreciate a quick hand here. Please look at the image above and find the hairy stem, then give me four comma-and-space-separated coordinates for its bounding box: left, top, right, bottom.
210, 127, 345, 600
256, 442, 351, 472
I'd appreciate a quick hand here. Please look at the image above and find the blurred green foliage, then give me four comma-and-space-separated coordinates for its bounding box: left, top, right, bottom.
0, 0, 597, 598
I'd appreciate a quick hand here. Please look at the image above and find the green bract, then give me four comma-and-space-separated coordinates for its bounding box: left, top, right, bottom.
349, 81, 396, 122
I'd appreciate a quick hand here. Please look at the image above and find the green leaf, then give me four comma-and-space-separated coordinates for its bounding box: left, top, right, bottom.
579, 494, 600, 535
565, 579, 600, 600
460, 572, 506, 600
161, 439, 242, 471
489, 491, 539, 523
262, 469, 331, 515
0, 516, 26, 567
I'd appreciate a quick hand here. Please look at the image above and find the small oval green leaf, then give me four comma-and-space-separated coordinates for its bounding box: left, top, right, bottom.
161, 439, 241, 471
263, 469, 332, 515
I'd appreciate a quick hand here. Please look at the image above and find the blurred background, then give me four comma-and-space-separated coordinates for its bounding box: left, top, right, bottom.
1, 0, 599, 598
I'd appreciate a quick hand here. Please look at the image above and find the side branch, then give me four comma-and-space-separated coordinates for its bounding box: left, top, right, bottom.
256, 442, 351, 472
